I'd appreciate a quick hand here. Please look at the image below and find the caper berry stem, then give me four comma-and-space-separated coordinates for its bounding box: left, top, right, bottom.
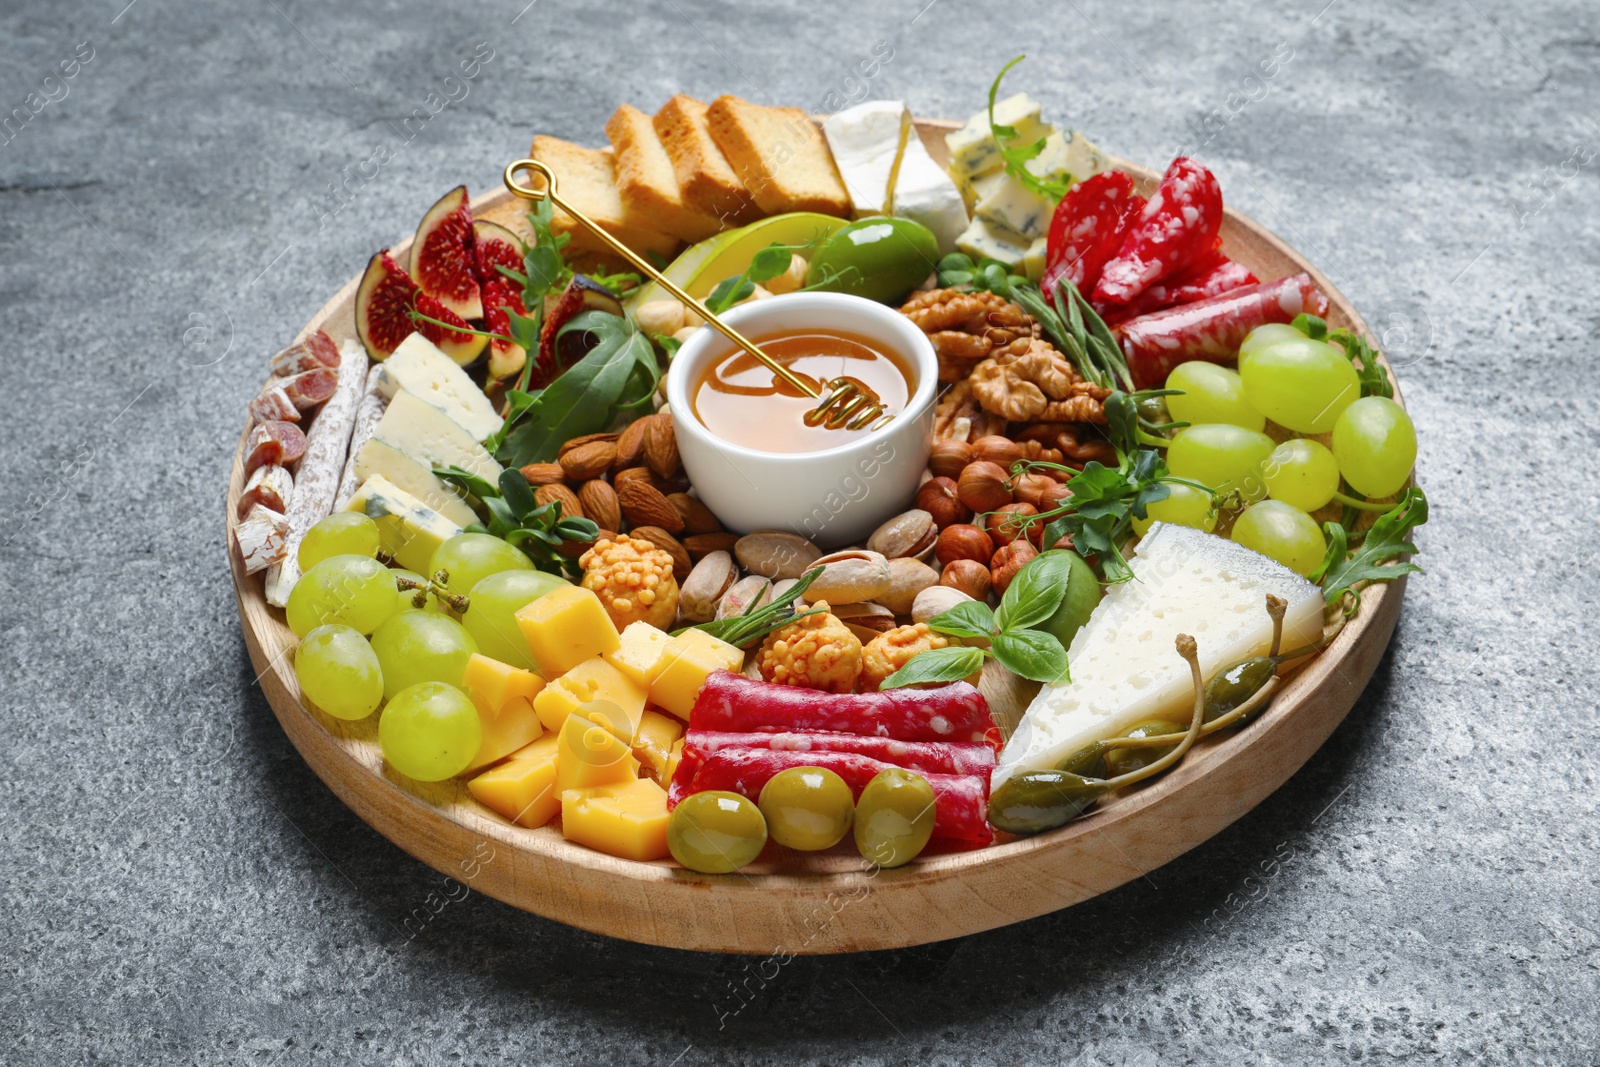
1096, 634, 1208, 792
1265, 594, 1287, 658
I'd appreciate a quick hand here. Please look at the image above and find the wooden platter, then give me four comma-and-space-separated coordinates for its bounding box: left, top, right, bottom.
228, 119, 1407, 954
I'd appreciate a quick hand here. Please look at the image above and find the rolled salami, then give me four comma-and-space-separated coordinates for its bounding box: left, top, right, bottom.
1116, 272, 1330, 388
263, 340, 371, 607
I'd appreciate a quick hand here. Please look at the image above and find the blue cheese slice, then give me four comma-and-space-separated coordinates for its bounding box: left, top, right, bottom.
974, 173, 1053, 240
370, 389, 502, 486
944, 93, 1052, 181
377, 333, 503, 443
993, 523, 1326, 790
1022, 236, 1048, 282
822, 100, 970, 254
344, 474, 464, 573
354, 437, 479, 527
954, 216, 1031, 269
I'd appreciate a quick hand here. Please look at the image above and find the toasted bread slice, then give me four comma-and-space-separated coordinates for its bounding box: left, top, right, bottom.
605, 104, 726, 243
705, 96, 851, 218
525, 135, 680, 262
652, 94, 759, 226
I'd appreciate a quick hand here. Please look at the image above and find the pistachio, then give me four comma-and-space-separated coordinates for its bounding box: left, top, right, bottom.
679, 550, 738, 624
805, 549, 891, 605
880, 556, 940, 615
734, 531, 822, 580
866, 509, 937, 560
716, 574, 775, 620
912, 585, 976, 625
831, 601, 896, 643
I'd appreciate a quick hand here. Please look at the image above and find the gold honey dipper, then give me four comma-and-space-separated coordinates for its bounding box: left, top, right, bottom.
503, 158, 889, 431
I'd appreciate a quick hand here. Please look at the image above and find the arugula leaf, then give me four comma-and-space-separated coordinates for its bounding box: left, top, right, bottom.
1320, 488, 1427, 605
1328, 328, 1394, 399
926, 600, 996, 641
991, 629, 1070, 684
1309, 521, 1348, 584
586, 265, 642, 298
522, 198, 571, 300
879, 646, 987, 691
432, 465, 499, 501
995, 550, 1075, 632
986, 56, 1069, 202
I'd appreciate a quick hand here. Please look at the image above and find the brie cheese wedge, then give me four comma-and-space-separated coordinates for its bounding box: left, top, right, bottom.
823, 100, 970, 254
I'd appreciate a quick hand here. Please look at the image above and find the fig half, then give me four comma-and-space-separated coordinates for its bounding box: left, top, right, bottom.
410, 185, 482, 320
354, 250, 486, 366
473, 220, 529, 383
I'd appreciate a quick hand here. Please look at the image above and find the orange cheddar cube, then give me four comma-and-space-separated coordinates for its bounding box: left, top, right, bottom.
664, 737, 686, 784
467, 735, 561, 828
555, 712, 639, 795
532, 656, 647, 738
646, 629, 744, 720
462, 654, 547, 772
603, 621, 672, 686
631, 708, 684, 782
560, 777, 671, 861
462, 653, 545, 714
515, 585, 620, 677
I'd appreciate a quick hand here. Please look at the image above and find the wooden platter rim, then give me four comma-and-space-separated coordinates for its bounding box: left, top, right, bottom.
227, 121, 1407, 953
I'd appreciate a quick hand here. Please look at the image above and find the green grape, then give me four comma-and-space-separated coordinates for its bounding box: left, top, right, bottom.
1164, 362, 1264, 431
294, 624, 383, 721
428, 533, 533, 599
1166, 424, 1276, 501
1236, 323, 1307, 373
285, 555, 398, 637
1263, 439, 1340, 512
1239, 336, 1360, 434
369, 611, 478, 700
1231, 500, 1326, 576
1332, 396, 1417, 498
462, 570, 570, 670
390, 569, 443, 614
1132, 482, 1216, 535
378, 681, 482, 781
298, 512, 380, 570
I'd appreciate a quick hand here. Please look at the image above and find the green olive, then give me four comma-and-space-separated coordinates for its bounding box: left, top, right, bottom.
1203, 656, 1277, 721
1056, 743, 1110, 780
987, 770, 1109, 835
853, 768, 936, 868
1103, 718, 1186, 776
804, 218, 941, 304
667, 791, 768, 873
758, 767, 854, 851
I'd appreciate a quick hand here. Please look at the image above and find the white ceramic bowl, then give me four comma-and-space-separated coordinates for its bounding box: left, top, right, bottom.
665, 292, 938, 549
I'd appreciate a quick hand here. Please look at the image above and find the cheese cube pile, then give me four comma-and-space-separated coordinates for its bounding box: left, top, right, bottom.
944, 93, 1110, 277
466, 607, 743, 863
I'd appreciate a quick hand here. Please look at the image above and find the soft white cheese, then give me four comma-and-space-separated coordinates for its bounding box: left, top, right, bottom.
377, 333, 503, 443
822, 100, 970, 254
370, 390, 502, 485
994, 523, 1325, 789
343, 474, 464, 574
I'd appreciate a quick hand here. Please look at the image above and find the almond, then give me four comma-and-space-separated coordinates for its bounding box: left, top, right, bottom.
559, 432, 620, 456
630, 525, 691, 581
535, 483, 584, 521
613, 465, 675, 495
559, 439, 617, 481
615, 417, 650, 469
645, 413, 681, 478
616, 479, 683, 533
519, 463, 565, 487
577, 480, 622, 532
667, 492, 720, 535
683, 532, 739, 559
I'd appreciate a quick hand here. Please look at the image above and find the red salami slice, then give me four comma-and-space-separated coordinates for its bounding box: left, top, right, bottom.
1101, 249, 1258, 324
1041, 172, 1141, 297
688, 671, 999, 746
278, 368, 339, 410
270, 330, 341, 375
237, 464, 295, 518
244, 420, 306, 474
1093, 158, 1223, 307
670, 748, 992, 845
248, 384, 299, 424
675, 731, 996, 787
1117, 272, 1330, 388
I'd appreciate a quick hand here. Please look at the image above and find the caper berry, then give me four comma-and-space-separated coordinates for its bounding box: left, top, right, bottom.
853, 768, 936, 868
1203, 656, 1277, 721
987, 770, 1110, 835
1103, 718, 1186, 776
668, 791, 768, 873
1057, 743, 1110, 779
758, 767, 854, 851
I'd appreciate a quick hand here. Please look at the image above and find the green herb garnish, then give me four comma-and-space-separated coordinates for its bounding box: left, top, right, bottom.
986, 56, 1070, 203
675, 566, 825, 648
436, 467, 598, 578
1314, 488, 1427, 613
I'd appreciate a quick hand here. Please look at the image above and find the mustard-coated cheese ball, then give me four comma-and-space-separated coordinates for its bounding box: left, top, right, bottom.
757, 600, 862, 693
579, 534, 680, 631
860, 623, 981, 692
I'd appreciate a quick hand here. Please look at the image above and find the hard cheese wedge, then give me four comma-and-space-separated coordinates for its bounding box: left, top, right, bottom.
994, 523, 1325, 790
343, 474, 464, 573
377, 333, 504, 442
822, 100, 970, 254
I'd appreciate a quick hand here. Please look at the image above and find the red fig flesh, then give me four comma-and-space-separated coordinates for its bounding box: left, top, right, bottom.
471, 220, 530, 382
410, 186, 482, 320
354, 249, 486, 366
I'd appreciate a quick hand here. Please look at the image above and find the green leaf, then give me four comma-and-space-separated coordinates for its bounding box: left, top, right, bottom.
433, 465, 499, 500
1309, 520, 1348, 584
1291, 313, 1328, 341
927, 600, 996, 641
498, 468, 537, 518
483, 495, 518, 538
705, 274, 757, 313
995, 551, 1076, 633
879, 646, 987, 691
1328, 328, 1394, 399
991, 629, 1070, 684
985, 56, 1069, 202
748, 244, 795, 281
1320, 488, 1427, 603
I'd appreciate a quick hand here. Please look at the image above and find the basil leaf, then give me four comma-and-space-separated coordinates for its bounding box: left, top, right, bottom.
991, 629, 1070, 684
879, 646, 987, 691
498, 468, 537, 518
996, 550, 1075, 632
434, 465, 499, 500
927, 600, 995, 640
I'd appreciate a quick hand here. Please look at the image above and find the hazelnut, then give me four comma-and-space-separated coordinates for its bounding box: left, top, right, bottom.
1038, 482, 1073, 511
940, 558, 992, 601
934, 523, 994, 567
972, 435, 1023, 471
990, 540, 1038, 595
928, 439, 974, 480
1012, 473, 1057, 510
988, 502, 1041, 546
957, 461, 1012, 513
915, 476, 972, 529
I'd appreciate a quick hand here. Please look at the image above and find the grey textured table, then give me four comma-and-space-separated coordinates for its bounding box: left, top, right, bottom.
3, 0, 1596, 1062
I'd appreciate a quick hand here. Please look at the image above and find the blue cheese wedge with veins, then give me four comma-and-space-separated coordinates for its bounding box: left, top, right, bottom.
945, 93, 1052, 181
822, 101, 970, 254
993, 523, 1326, 790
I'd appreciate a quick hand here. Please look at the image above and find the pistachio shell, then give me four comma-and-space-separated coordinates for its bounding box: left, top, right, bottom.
735, 531, 822, 580
716, 574, 775, 620
679, 550, 737, 624
912, 585, 976, 624
805, 549, 891, 606
866, 509, 937, 560
880, 557, 940, 615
